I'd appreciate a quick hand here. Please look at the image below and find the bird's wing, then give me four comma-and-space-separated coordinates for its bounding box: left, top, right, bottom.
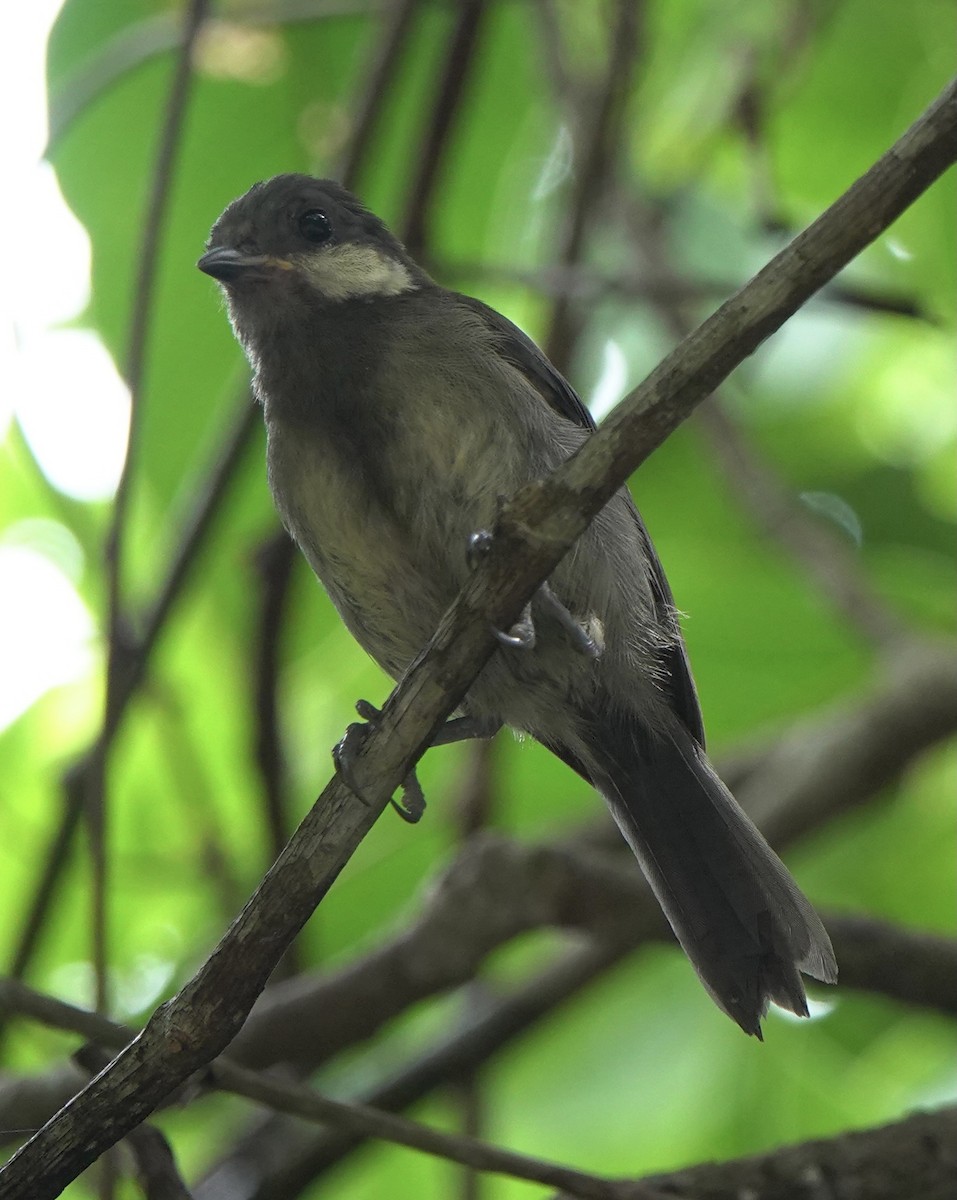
456, 292, 706, 746
455, 292, 597, 430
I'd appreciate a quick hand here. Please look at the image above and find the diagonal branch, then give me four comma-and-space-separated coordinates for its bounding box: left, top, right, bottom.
4, 636, 953, 1152
0, 981, 663, 1200
89, 0, 210, 1014
2, 75, 954, 1199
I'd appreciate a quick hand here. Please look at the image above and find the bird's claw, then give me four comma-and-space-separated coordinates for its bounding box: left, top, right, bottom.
390, 773, 426, 824
494, 602, 536, 649
333, 699, 427, 823
466, 528, 601, 660
538, 581, 602, 659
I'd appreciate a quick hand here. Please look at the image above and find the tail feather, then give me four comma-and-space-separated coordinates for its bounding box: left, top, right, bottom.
575, 711, 836, 1036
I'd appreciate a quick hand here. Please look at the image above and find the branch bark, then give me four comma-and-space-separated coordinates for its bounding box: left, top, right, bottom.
2, 75, 954, 1199
6, 973, 953, 1200
629, 1104, 957, 1200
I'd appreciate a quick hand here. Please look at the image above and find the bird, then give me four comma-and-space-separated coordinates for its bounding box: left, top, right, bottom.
198, 174, 837, 1036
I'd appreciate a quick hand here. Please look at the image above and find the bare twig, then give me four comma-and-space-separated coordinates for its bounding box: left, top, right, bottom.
203, 1064, 661, 1200
0, 981, 660, 1200
446, 260, 934, 322
542, 0, 645, 372
250, 536, 297, 905
46, 1, 388, 150
828, 916, 957, 1014
738, 641, 957, 844
7, 0, 420, 1006
196, 942, 627, 1196
0, 393, 258, 1030
86, 0, 209, 1017
401, 0, 489, 255
340, 0, 421, 191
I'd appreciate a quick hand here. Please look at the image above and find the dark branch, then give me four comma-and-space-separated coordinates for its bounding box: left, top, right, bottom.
632, 1104, 957, 1200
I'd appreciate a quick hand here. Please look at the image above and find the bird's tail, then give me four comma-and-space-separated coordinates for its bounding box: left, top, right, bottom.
572, 709, 837, 1036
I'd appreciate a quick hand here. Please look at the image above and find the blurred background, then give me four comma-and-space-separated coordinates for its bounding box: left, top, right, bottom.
1, 0, 954, 1196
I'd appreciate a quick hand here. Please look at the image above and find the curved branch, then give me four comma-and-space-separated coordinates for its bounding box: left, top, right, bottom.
634, 1104, 957, 1200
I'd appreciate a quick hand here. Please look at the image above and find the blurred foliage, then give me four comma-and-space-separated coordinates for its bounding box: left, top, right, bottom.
1, 0, 955, 1196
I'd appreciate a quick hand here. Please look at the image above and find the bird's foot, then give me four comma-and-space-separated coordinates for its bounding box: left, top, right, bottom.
537, 581, 602, 660
466, 529, 601, 659
333, 699, 426, 824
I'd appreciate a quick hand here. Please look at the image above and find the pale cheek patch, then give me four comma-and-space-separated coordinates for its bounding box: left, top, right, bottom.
296, 243, 416, 301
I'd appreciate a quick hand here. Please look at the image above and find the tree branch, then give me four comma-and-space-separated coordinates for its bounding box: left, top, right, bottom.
3, 975, 952, 1200
1, 643, 954, 1162
617, 187, 908, 649
630, 1104, 957, 1200
0, 981, 662, 1200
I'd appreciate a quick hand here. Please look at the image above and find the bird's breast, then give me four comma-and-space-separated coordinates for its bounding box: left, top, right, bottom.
266, 393, 495, 680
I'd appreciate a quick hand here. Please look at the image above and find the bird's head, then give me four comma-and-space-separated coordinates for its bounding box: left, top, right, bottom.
198, 175, 423, 323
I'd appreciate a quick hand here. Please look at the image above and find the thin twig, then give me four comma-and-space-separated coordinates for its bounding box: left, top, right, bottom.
196, 942, 627, 1196
339, 0, 421, 191
46, 1, 388, 150
250, 536, 297, 915
86, 0, 210, 1016
206, 1062, 661, 1200
0, 394, 258, 1023
6, 0, 417, 1006
0, 980, 659, 1200
543, 0, 645, 372
401, 0, 489, 255
446, 259, 934, 322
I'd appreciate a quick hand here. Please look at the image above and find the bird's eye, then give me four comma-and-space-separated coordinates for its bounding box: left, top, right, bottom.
298, 209, 333, 244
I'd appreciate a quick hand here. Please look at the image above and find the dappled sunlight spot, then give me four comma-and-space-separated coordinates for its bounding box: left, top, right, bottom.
194, 21, 287, 85
884, 237, 914, 262
297, 101, 351, 165
46, 961, 97, 1013
588, 338, 628, 422
0, 542, 95, 731
532, 124, 574, 200
773, 993, 838, 1024
2, 516, 85, 582
114, 954, 177, 1019
13, 329, 130, 501
855, 330, 956, 467
46, 954, 176, 1020
0, 324, 14, 437
3, 164, 92, 334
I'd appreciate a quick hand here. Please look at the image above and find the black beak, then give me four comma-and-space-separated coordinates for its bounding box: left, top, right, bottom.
197, 246, 263, 282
